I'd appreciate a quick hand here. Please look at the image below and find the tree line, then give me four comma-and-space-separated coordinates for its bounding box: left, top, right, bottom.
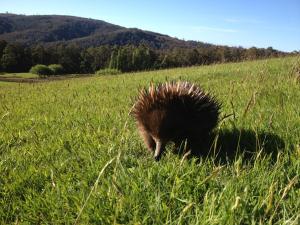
0, 40, 295, 74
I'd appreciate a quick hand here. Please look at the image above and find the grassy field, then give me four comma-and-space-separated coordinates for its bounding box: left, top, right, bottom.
0, 57, 299, 224
0, 73, 38, 78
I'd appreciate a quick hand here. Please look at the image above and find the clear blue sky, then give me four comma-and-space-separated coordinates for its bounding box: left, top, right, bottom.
1, 0, 299, 52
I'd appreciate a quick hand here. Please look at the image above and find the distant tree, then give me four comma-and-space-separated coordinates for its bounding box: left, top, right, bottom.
80, 49, 93, 73
186, 49, 200, 66
0, 40, 8, 71
216, 46, 233, 63
0, 40, 7, 58
159, 53, 175, 68
109, 48, 119, 70
116, 46, 133, 72
265, 47, 278, 58
89, 45, 112, 71
1, 45, 19, 72
132, 45, 154, 71
23, 47, 33, 71
0, 43, 30, 72
244, 47, 259, 60
31, 45, 49, 65
48, 64, 64, 75
0, 37, 289, 74
171, 48, 189, 67
197, 48, 215, 65
229, 47, 244, 62
30, 64, 52, 77
58, 44, 82, 73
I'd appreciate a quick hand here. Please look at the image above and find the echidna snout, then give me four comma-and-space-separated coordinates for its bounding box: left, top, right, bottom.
131, 81, 220, 160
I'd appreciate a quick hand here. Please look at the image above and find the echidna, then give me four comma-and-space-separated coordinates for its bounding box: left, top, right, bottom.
131, 81, 220, 161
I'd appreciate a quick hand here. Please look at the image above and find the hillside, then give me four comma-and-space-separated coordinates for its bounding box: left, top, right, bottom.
0, 57, 299, 224
0, 13, 204, 49
0, 13, 291, 75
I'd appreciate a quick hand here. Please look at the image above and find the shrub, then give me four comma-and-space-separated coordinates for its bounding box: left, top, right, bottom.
48, 64, 64, 75
95, 68, 122, 76
30, 64, 52, 77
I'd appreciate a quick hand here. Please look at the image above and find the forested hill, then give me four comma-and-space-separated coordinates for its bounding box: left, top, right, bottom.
0, 13, 294, 74
0, 13, 204, 49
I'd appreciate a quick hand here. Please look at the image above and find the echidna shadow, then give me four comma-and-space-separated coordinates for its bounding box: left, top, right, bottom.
131, 81, 220, 161
212, 128, 285, 163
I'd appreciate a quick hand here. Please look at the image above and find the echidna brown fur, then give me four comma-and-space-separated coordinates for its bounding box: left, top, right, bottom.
131, 81, 220, 161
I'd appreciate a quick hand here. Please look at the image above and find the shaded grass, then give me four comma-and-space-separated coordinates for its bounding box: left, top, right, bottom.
0, 57, 299, 224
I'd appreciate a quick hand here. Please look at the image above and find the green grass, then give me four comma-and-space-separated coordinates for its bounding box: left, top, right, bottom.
0, 57, 299, 224
0, 72, 39, 78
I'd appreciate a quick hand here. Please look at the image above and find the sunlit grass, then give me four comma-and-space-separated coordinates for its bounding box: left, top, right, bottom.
0, 57, 299, 224
0, 72, 38, 78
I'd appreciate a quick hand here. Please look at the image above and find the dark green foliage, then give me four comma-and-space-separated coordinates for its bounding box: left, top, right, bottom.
29, 64, 52, 77
0, 41, 295, 75
132, 45, 156, 71
57, 44, 82, 74
31, 45, 51, 66
109, 48, 118, 70
0, 43, 31, 72
114, 46, 133, 72
108, 45, 156, 72
0, 40, 7, 72
0, 40, 7, 57
81, 46, 112, 72
48, 64, 64, 75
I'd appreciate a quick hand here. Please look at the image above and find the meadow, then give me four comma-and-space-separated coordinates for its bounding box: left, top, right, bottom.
0, 57, 299, 224
0, 73, 38, 78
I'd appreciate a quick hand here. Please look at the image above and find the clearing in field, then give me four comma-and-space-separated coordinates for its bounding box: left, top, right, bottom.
0, 57, 299, 224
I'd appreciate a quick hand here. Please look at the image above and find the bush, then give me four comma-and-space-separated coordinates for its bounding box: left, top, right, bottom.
95, 68, 122, 76
30, 64, 52, 77
48, 64, 64, 75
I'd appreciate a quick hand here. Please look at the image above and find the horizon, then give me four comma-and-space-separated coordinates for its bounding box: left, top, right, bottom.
0, 0, 300, 52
